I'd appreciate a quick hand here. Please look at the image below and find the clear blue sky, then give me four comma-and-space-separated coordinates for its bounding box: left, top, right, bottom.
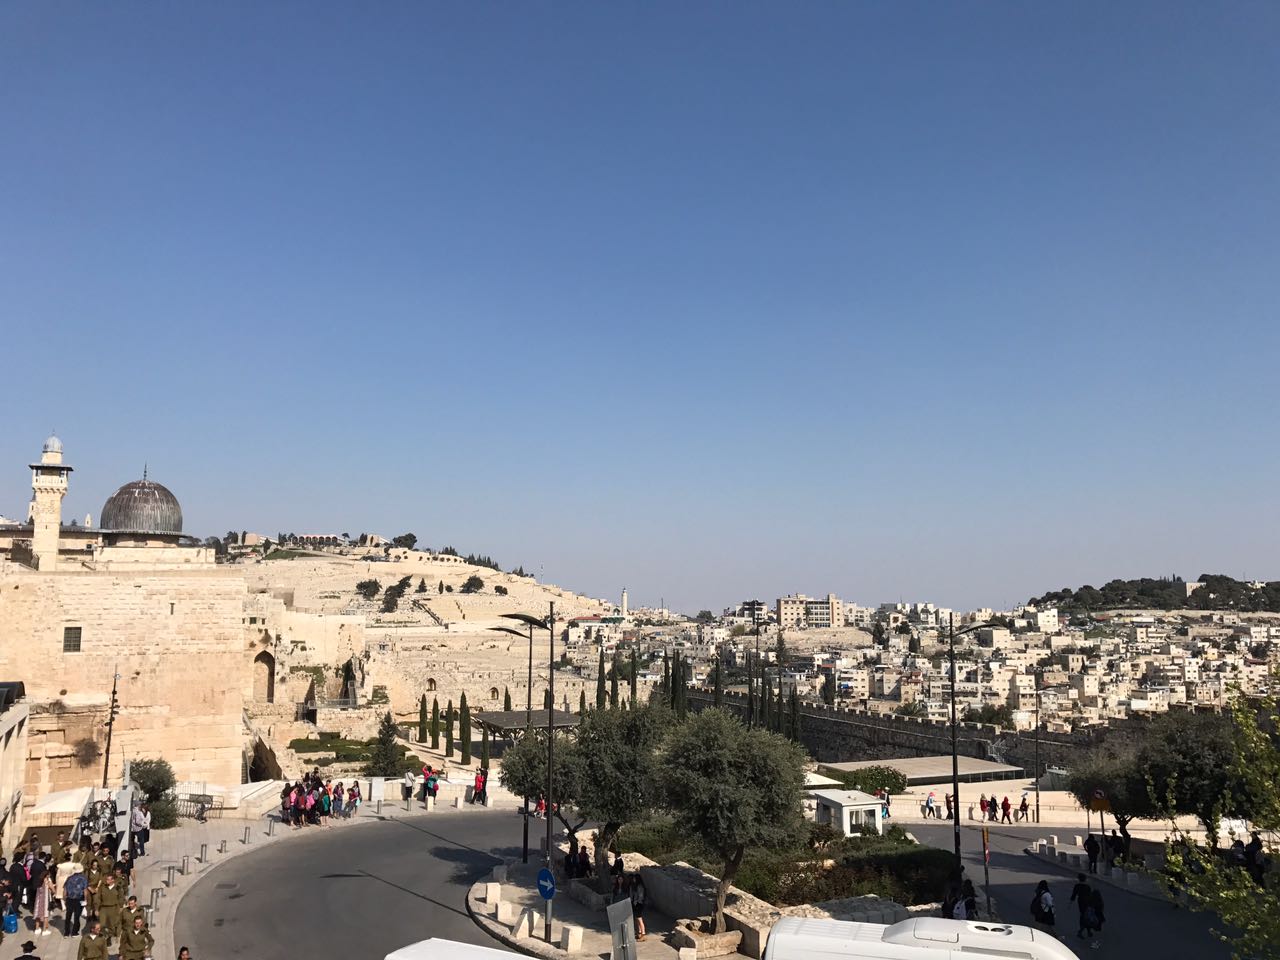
2, 3, 1277, 613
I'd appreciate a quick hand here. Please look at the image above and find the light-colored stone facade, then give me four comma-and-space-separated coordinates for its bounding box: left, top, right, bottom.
0, 561, 248, 794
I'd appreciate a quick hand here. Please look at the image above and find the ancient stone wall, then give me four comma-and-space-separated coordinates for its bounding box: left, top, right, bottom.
0, 566, 249, 793
686, 689, 1108, 771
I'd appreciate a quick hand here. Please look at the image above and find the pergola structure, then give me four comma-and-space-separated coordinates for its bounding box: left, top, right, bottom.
472, 709, 580, 742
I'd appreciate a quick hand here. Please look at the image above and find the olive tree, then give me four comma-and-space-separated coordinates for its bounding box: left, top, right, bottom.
663, 708, 806, 932
498, 730, 588, 851
575, 705, 666, 890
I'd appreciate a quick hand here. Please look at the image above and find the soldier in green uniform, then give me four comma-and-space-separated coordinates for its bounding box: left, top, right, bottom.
84, 861, 102, 920
77, 920, 109, 960
94, 845, 114, 878
56, 832, 72, 863
119, 914, 154, 960
120, 895, 147, 933
73, 841, 94, 871
95, 872, 124, 943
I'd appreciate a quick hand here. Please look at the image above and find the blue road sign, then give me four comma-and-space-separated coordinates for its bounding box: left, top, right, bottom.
537, 867, 556, 900
535, 870, 555, 906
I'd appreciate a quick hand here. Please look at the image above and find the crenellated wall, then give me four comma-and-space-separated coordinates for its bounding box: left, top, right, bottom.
686, 688, 1121, 772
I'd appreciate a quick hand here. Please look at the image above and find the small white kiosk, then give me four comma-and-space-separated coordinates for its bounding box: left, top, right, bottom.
811, 788, 886, 836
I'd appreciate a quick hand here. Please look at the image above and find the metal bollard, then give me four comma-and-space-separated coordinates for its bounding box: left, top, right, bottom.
144, 904, 155, 926
376, 800, 383, 815
243, 826, 252, 845
268, 818, 276, 836
404, 797, 410, 811
199, 843, 208, 863
219, 839, 228, 854
182, 855, 191, 875
150, 888, 162, 909
166, 865, 177, 887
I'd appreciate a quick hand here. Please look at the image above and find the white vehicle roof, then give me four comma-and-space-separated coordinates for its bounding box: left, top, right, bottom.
385, 938, 515, 960
764, 917, 1080, 960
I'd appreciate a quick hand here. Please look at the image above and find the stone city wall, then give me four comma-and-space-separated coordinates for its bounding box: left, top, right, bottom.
0, 567, 249, 793
687, 688, 1110, 771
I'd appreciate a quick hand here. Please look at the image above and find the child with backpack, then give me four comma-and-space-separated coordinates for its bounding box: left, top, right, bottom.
1030, 880, 1056, 938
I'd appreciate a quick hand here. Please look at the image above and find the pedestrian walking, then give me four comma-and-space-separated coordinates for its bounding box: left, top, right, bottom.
76, 920, 109, 960
63, 863, 86, 937
95, 873, 123, 944
1086, 887, 1105, 949
1001, 796, 1012, 823
1030, 880, 1056, 938
924, 792, 936, 819
944, 793, 953, 820
119, 914, 154, 960
979, 796, 988, 819
630, 874, 648, 941
1108, 830, 1124, 865
988, 794, 999, 822
17, 939, 39, 959
1070, 873, 1092, 938
32, 857, 52, 937
1084, 834, 1100, 874
403, 770, 415, 802
130, 806, 147, 858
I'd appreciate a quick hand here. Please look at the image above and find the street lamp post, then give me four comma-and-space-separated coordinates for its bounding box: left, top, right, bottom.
489, 622, 538, 862
1034, 671, 1041, 825
945, 616, 1003, 867
501, 603, 558, 941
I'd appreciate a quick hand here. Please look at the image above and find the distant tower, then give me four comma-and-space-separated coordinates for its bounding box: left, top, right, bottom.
621, 587, 629, 619
29, 435, 73, 570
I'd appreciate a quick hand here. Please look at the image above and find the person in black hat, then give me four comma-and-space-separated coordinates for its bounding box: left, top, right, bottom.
18, 939, 40, 959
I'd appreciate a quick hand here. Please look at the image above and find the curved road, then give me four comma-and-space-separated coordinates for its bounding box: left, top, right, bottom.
175, 810, 524, 958
907, 821, 1231, 960
177, 809, 1232, 960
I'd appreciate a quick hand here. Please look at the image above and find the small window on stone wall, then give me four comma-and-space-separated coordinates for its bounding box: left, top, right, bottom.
63, 627, 82, 653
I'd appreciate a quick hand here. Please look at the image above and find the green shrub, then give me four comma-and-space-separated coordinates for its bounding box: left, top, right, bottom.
819, 764, 908, 795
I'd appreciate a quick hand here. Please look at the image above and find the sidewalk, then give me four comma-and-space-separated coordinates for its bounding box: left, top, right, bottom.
14, 789, 504, 960
1023, 834, 1167, 903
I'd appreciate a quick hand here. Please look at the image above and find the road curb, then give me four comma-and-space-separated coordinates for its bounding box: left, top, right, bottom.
1022, 847, 1168, 904
466, 880, 575, 960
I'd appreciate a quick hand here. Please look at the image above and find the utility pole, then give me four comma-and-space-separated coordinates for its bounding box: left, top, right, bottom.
102, 668, 121, 790
948, 614, 961, 865
545, 600, 556, 943
1034, 670, 1042, 825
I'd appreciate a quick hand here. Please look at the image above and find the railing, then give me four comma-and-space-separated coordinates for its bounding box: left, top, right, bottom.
175, 793, 224, 820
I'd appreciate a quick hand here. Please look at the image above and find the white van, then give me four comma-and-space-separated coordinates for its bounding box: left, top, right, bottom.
763, 916, 1080, 960
385, 939, 516, 960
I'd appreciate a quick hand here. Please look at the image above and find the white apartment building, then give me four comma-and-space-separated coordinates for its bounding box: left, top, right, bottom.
844, 603, 874, 628
776, 593, 842, 629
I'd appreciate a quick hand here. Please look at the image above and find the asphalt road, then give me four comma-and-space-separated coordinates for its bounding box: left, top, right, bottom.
174, 810, 525, 958
908, 820, 1232, 960
175, 810, 1235, 960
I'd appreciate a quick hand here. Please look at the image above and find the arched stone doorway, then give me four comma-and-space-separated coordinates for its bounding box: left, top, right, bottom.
253, 650, 276, 704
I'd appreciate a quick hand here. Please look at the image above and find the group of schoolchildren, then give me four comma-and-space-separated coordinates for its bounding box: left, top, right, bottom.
281, 771, 362, 827
0, 829, 156, 960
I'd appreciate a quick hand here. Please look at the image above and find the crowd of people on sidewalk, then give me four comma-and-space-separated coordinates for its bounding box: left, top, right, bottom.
280, 770, 362, 827
0, 827, 188, 959
918, 791, 1031, 823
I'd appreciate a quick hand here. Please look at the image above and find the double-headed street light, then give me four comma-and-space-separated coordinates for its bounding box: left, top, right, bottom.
489, 622, 537, 863
946, 615, 1003, 866
501, 604, 558, 942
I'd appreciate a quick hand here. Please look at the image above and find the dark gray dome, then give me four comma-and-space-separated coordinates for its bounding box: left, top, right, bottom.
100, 479, 183, 535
